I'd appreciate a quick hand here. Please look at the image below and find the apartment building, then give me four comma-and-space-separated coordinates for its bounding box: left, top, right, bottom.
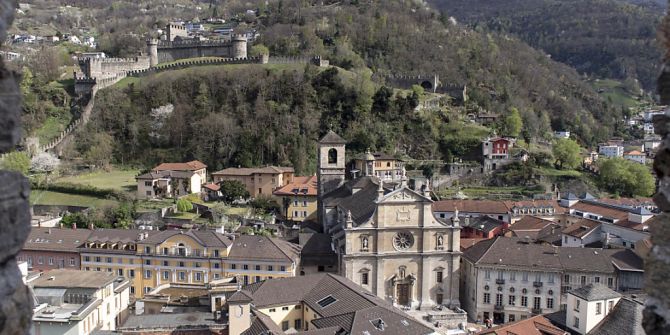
79, 229, 301, 298
273, 175, 318, 222
351, 150, 404, 181
18, 227, 91, 271
31, 269, 131, 335
460, 237, 643, 325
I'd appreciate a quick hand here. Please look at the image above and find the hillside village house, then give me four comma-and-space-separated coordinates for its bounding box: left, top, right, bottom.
31, 269, 131, 335
211, 166, 294, 198
482, 137, 512, 172
273, 175, 318, 222
135, 160, 207, 199
352, 150, 405, 181
597, 144, 624, 158
624, 150, 646, 164
78, 229, 300, 298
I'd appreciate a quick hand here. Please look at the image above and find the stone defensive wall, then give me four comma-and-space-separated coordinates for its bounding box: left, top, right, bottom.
373, 73, 466, 100
156, 37, 246, 63
126, 56, 267, 77
79, 56, 151, 78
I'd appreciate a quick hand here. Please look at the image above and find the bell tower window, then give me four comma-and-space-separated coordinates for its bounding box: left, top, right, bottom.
328, 148, 338, 164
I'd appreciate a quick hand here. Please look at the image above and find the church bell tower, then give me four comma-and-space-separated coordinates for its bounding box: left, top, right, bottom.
317, 131, 347, 227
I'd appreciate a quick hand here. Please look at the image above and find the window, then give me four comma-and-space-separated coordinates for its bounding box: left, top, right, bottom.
496, 294, 503, 306
195, 262, 201, 268
145, 181, 152, 186
145, 259, 151, 265
95, 256, 101, 263
255, 265, 261, 271
580, 276, 586, 285
269, 308, 276, 313
303, 201, 308, 207
69, 257, 75, 266
361, 272, 369, 285
595, 276, 600, 283
84, 256, 90, 262
268, 265, 273, 271
509, 314, 516, 322
295, 319, 303, 330
144, 270, 151, 279
106, 257, 112, 263
117, 269, 123, 276
282, 306, 289, 311
607, 278, 614, 287
254, 276, 261, 282
564, 274, 570, 283
547, 298, 554, 309
436, 271, 443, 283
483, 293, 491, 304
522, 272, 529, 282
328, 148, 338, 164
608, 300, 614, 313
574, 317, 580, 328
508, 295, 516, 306
179, 261, 185, 267
231, 264, 237, 270
484, 269, 491, 279
196, 272, 202, 281
521, 296, 528, 307
548, 273, 554, 283
163, 248, 168, 255
163, 260, 169, 266
145, 246, 151, 254
280, 266, 286, 272
243, 264, 249, 270
146, 190, 152, 196
510, 271, 516, 281
214, 263, 220, 269
129, 269, 135, 278
317, 295, 337, 308
163, 271, 169, 280
498, 270, 504, 279
533, 297, 541, 310
130, 287, 135, 294
282, 321, 289, 331
294, 200, 299, 207
575, 299, 581, 311
596, 302, 602, 315
244, 275, 249, 285
47, 257, 53, 265
535, 273, 542, 282
214, 250, 220, 257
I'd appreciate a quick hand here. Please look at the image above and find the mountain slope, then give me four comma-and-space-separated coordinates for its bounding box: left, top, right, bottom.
429, 0, 663, 90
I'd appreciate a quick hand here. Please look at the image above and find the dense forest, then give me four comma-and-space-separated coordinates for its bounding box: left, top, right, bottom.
430, 0, 663, 90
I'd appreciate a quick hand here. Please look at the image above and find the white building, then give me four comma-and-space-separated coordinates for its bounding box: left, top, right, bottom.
31, 269, 131, 335
566, 284, 621, 334
554, 131, 570, 139
643, 122, 655, 135
644, 138, 661, 155
624, 150, 646, 164
597, 144, 623, 158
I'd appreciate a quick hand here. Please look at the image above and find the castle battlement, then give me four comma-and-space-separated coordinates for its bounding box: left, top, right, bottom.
158, 39, 236, 48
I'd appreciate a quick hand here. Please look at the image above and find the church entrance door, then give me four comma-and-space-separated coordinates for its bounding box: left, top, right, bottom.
397, 284, 410, 306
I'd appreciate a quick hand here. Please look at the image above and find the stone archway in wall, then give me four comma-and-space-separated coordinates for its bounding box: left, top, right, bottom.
420, 80, 433, 91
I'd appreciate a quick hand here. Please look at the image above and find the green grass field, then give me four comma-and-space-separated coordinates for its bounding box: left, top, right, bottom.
34, 113, 71, 145
56, 168, 139, 192
534, 167, 582, 177
30, 190, 118, 207
591, 79, 643, 110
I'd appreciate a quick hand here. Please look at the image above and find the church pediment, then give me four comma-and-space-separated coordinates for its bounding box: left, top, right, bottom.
378, 187, 431, 204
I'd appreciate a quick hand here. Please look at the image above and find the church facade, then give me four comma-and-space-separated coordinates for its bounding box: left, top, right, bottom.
316, 131, 462, 309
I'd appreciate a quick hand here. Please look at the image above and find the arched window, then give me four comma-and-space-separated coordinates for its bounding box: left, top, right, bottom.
328, 148, 337, 164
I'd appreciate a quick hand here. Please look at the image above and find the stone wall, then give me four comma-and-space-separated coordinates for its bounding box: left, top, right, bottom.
157, 39, 246, 63
644, 3, 670, 333
0, 0, 34, 334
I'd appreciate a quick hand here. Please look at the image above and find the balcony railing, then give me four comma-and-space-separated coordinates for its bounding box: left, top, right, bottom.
494, 304, 504, 311
532, 308, 542, 314
495, 279, 505, 285
533, 281, 543, 288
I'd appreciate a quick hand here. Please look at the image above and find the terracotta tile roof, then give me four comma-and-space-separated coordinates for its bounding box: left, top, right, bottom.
432, 200, 510, 214
212, 166, 294, 176
510, 216, 555, 231
561, 218, 601, 238
477, 315, 567, 335
153, 160, 207, 171
625, 150, 644, 156
202, 183, 220, 191
504, 199, 566, 214
570, 202, 629, 220
24, 228, 92, 252
273, 175, 318, 196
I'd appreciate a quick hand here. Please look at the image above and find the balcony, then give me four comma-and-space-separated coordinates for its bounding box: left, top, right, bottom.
494, 304, 504, 311
495, 279, 505, 285
531, 308, 542, 314
533, 281, 543, 288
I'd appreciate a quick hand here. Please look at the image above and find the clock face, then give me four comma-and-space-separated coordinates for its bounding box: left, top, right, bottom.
393, 231, 414, 250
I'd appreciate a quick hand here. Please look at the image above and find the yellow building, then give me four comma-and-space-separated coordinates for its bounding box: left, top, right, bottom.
79, 229, 301, 298
211, 166, 294, 198
273, 176, 318, 222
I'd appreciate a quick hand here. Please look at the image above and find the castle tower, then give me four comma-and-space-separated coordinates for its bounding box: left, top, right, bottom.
317, 131, 347, 226
147, 39, 159, 67
231, 34, 248, 59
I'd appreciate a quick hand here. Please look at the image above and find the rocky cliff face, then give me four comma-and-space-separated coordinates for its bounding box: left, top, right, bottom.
0, 1, 33, 334
645, 3, 670, 333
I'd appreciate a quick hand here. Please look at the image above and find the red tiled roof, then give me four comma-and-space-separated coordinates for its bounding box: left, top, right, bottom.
625, 150, 644, 156
153, 160, 207, 171
433, 200, 510, 214
570, 202, 629, 220
203, 183, 220, 191
273, 176, 318, 196
562, 218, 601, 238
504, 199, 567, 214
510, 216, 555, 231
477, 315, 567, 335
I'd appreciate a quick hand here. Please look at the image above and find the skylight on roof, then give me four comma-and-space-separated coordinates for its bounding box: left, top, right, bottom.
317, 295, 337, 308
